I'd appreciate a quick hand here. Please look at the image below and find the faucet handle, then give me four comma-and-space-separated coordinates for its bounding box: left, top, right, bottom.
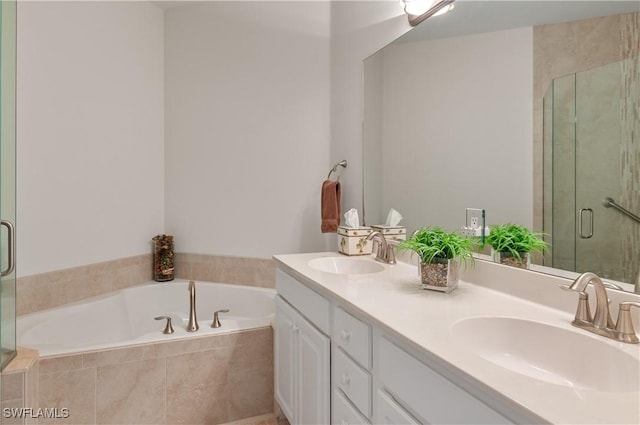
615, 302, 640, 344
560, 286, 593, 325
211, 309, 230, 328
154, 316, 175, 334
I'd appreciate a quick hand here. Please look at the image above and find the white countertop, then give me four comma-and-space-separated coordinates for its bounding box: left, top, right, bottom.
274, 252, 640, 425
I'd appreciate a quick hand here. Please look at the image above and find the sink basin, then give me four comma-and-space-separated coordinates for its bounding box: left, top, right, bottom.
307, 257, 385, 275
451, 317, 639, 392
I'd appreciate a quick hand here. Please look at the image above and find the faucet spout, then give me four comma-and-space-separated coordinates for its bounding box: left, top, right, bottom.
187, 280, 199, 332
366, 231, 396, 265
566, 272, 613, 330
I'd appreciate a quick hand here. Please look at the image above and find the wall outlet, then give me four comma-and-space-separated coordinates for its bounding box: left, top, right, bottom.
466, 208, 485, 229
460, 208, 486, 242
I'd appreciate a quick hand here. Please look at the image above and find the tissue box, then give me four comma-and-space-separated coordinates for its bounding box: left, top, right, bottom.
337, 226, 373, 256
371, 225, 407, 241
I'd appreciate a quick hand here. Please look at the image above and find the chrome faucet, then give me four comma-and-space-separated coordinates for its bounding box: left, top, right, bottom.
366, 231, 396, 265
187, 280, 199, 332
561, 272, 640, 343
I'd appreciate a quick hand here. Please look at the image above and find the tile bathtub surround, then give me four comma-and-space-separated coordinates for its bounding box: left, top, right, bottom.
174, 253, 276, 289
35, 327, 274, 425
17, 253, 276, 316
16, 254, 153, 316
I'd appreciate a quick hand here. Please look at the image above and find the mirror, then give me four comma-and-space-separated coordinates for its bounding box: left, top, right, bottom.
363, 1, 639, 291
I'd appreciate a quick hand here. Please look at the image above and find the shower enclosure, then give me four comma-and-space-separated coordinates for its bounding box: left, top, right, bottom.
0, 0, 17, 370
543, 56, 639, 285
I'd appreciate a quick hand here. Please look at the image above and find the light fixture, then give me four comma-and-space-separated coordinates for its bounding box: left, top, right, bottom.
402, 0, 455, 26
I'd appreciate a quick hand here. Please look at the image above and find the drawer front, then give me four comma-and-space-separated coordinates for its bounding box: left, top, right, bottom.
376, 390, 419, 425
379, 337, 510, 424
333, 390, 370, 425
333, 307, 372, 369
276, 268, 330, 334
334, 347, 372, 418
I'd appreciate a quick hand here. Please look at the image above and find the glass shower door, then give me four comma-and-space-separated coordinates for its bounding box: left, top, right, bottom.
545, 57, 639, 285
0, 0, 17, 370
575, 61, 626, 282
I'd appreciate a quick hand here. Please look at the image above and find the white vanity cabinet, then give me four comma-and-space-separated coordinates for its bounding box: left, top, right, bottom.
376, 336, 510, 424
275, 265, 513, 425
332, 307, 373, 424
275, 270, 330, 425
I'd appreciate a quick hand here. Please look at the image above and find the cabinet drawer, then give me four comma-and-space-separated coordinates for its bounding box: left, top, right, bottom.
333, 307, 371, 369
333, 390, 370, 425
376, 390, 419, 425
334, 347, 372, 418
379, 337, 510, 424
276, 268, 330, 334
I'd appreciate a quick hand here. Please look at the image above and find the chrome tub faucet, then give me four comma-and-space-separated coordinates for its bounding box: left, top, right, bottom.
187, 280, 199, 332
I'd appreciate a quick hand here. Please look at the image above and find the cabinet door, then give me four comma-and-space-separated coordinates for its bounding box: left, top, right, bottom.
297, 311, 330, 425
275, 296, 296, 422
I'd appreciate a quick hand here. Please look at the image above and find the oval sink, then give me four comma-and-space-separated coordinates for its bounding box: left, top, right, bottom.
307, 257, 385, 275
451, 317, 639, 392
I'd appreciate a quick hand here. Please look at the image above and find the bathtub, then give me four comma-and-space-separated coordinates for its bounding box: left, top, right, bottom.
17, 279, 276, 357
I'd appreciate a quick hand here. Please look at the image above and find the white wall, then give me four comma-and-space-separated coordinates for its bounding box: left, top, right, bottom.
164, 1, 331, 258
17, 1, 165, 276
377, 27, 534, 232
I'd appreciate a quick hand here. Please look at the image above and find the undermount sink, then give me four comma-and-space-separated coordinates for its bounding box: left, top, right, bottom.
307, 257, 385, 275
451, 317, 639, 392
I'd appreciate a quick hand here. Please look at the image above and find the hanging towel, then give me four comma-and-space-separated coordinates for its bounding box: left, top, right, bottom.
321, 180, 341, 233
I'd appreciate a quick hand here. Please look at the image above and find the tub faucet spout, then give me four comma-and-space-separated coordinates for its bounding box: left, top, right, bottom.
187, 280, 199, 332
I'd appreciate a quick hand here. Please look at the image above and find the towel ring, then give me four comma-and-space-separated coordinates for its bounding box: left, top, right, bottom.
327, 160, 348, 180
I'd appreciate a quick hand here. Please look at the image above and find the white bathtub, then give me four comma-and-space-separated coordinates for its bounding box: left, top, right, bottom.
17, 279, 276, 357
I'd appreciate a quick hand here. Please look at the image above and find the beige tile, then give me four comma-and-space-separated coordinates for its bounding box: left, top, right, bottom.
38, 355, 83, 374
17, 254, 153, 314
166, 348, 230, 425
229, 338, 273, 372
82, 344, 156, 368
25, 362, 39, 415
154, 333, 234, 357
174, 253, 276, 288
228, 364, 274, 422
228, 327, 272, 348
96, 357, 165, 425
38, 368, 96, 425
2, 372, 24, 401
2, 398, 26, 425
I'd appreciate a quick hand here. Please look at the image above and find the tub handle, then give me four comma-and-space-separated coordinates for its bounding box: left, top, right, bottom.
211, 309, 230, 328
154, 316, 174, 334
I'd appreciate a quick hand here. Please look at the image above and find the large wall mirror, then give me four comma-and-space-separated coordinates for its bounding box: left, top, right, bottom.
363, 1, 639, 292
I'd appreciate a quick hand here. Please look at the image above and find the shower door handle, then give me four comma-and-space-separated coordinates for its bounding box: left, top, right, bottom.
578, 208, 593, 239
1, 220, 15, 277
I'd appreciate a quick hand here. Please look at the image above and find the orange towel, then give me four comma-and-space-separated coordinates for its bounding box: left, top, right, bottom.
321, 180, 341, 233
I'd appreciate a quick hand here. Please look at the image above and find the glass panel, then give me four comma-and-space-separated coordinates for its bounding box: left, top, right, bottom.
575, 61, 624, 281
0, 0, 17, 370
550, 73, 576, 272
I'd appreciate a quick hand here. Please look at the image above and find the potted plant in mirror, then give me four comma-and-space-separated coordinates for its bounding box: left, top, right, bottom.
485, 223, 548, 269
397, 227, 474, 293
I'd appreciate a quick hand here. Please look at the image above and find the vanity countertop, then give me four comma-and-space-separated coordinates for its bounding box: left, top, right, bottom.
273, 251, 640, 425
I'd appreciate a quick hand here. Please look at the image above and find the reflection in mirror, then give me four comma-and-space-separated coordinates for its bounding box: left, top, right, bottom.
363, 1, 639, 291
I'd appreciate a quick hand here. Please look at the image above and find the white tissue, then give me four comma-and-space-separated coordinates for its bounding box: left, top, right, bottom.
384, 208, 403, 227
344, 208, 360, 228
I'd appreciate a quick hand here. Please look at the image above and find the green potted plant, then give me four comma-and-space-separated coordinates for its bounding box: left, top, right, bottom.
485, 223, 548, 269
397, 227, 474, 293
